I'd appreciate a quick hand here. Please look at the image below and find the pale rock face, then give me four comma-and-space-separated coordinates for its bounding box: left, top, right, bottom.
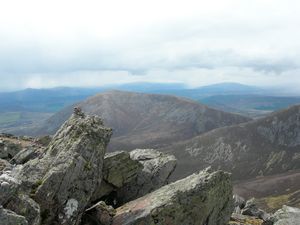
63, 199, 79, 220
186, 137, 244, 163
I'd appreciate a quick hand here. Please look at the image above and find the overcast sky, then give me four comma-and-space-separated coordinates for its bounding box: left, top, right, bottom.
0, 0, 300, 93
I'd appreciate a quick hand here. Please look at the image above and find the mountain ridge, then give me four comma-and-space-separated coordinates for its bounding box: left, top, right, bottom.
31, 90, 251, 150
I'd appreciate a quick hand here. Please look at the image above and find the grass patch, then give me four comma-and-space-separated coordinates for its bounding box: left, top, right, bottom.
256, 190, 300, 212
263, 194, 290, 210
0, 112, 21, 125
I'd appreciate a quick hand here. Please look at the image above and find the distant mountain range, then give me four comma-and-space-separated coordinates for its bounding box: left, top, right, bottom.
201, 95, 300, 118
1, 82, 300, 134
0, 82, 292, 113
29, 90, 250, 149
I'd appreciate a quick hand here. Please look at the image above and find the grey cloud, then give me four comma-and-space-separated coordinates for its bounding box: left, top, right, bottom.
0, 0, 300, 91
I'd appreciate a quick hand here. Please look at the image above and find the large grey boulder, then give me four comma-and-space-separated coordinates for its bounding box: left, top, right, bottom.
117, 149, 177, 204
271, 205, 300, 225
0, 205, 28, 225
91, 151, 142, 204
112, 168, 233, 225
13, 111, 112, 225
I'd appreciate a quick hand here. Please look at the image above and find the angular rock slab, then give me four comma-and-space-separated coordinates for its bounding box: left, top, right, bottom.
14, 113, 112, 225
117, 149, 177, 204
112, 168, 233, 225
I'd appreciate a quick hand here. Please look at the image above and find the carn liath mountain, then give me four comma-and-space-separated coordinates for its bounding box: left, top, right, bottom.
33, 90, 250, 150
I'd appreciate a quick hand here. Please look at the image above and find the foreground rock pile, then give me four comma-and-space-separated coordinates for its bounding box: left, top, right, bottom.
0, 110, 298, 225
229, 195, 300, 225
0, 111, 234, 225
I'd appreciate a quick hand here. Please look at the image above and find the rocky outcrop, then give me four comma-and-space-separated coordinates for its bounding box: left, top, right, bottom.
270, 205, 300, 225
229, 197, 273, 225
241, 198, 270, 221
10, 111, 112, 225
228, 197, 300, 225
116, 149, 177, 204
112, 168, 233, 225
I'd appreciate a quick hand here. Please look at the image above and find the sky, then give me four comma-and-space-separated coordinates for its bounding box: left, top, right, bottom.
0, 0, 300, 93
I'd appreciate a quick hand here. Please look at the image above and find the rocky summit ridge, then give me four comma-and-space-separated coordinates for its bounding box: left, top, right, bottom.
0, 110, 299, 225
